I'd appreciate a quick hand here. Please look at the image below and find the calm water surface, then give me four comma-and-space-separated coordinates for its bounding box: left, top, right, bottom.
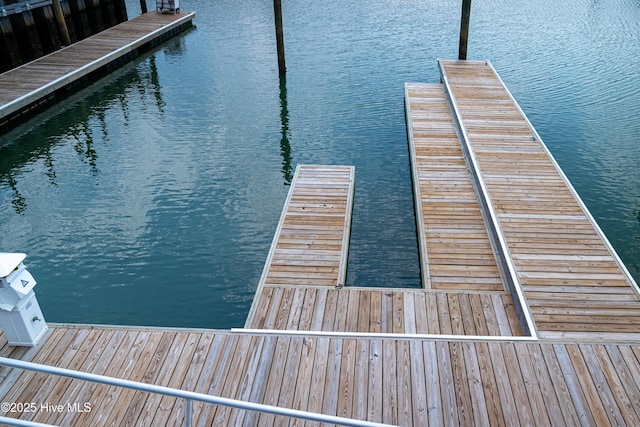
0, 0, 638, 328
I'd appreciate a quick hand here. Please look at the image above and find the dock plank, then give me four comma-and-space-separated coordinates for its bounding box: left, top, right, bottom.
406, 82, 507, 294
3, 326, 640, 425
439, 59, 640, 340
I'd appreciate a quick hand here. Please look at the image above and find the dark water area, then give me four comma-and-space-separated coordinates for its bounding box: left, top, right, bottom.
0, 0, 638, 328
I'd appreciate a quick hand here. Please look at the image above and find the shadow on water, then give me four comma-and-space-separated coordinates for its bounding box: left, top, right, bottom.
0, 52, 166, 213
278, 75, 293, 185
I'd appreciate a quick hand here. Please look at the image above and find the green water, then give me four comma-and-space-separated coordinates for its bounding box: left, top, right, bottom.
1, 0, 638, 328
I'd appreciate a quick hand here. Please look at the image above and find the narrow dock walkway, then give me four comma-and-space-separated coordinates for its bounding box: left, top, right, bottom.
405, 83, 504, 292
245, 165, 355, 327
403, 83, 525, 337
439, 59, 640, 341
0, 11, 195, 126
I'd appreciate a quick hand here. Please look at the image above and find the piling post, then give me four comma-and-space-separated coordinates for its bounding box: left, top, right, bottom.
458, 0, 471, 60
87, 0, 105, 32
36, 5, 62, 51
52, 0, 72, 46
140, 0, 148, 14
0, 16, 22, 72
59, 0, 77, 42
72, 0, 92, 40
273, 0, 286, 75
11, 9, 43, 61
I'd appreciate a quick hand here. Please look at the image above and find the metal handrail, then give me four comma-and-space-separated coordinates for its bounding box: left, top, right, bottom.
0, 416, 57, 427
0, 357, 392, 427
438, 59, 538, 339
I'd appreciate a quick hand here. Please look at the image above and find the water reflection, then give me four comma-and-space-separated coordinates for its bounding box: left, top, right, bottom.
43, 148, 56, 185
0, 52, 166, 212
69, 120, 98, 174
278, 75, 293, 185
161, 29, 190, 58
5, 173, 26, 214
148, 55, 165, 113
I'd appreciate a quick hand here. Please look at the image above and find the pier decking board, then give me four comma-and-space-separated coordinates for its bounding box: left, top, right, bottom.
245, 165, 355, 328
405, 83, 505, 292
439, 59, 640, 340
248, 287, 523, 336
3, 326, 640, 425
262, 165, 354, 288
0, 11, 195, 125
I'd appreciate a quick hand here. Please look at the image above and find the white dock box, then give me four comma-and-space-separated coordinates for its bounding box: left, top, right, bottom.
0, 253, 47, 346
157, 0, 179, 14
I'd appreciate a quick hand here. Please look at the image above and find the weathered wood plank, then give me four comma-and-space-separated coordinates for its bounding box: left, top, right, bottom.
439, 59, 640, 338
5, 326, 640, 426
245, 165, 355, 329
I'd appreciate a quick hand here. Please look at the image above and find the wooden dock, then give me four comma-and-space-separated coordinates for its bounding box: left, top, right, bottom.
245, 165, 355, 327
405, 83, 504, 293
3, 325, 640, 426
0, 10, 195, 127
246, 164, 522, 336
2, 59, 640, 426
248, 287, 524, 336
438, 59, 640, 341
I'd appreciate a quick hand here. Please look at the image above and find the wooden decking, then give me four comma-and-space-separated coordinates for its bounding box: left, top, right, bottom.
438, 59, 640, 341
405, 83, 504, 293
0, 11, 195, 126
4, 325, 640, 426
245, 165, 355, 327
246, 163, 522, 336
260, 165, 354, 288
249, 287, 523, 336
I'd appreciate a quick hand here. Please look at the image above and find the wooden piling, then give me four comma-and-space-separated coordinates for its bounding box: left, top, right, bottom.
69, 0, 93, 40
86, 0, 105, 33
10, 9, 43, 63
114, 0, 129, 22
52, 0, 72, 46
34, 5, 62, 52
458, 0, 471, 60
273, 0, 286, 75
100, 0, 118, 28
0, 17, 22, 72
60, 0, 78, 43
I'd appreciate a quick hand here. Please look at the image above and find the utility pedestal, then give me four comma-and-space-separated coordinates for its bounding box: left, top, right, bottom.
0, 253, 47, 346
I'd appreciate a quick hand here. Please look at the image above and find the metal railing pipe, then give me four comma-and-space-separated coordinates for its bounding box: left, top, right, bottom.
0, 357, 391, 427
0, 416, 56, 427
